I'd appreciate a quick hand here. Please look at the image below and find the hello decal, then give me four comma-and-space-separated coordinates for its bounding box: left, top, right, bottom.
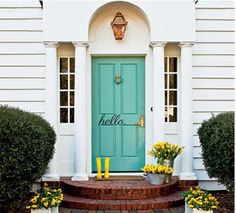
98, 114, 124, 126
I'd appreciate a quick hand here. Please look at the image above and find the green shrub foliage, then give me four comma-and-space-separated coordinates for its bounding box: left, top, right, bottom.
0, 106, 56, 211
198, 111, 234, 192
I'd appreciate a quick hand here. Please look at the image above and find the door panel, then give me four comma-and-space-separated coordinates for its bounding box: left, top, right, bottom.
92, 57, 145, 172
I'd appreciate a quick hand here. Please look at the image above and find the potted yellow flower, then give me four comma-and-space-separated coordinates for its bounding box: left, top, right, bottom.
141, 164, 173, 185
148, 141, 184, 164
148, 141, 184, 183
26, 183, 63, 213
182, 187, 219, 213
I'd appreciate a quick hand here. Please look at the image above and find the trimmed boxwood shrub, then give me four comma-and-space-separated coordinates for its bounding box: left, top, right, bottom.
198, 111, 234, 192
0, 106, 56, 211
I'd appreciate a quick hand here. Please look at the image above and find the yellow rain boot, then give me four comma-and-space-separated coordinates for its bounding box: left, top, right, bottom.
104, 157, 110, 179
96, 157, 102, 179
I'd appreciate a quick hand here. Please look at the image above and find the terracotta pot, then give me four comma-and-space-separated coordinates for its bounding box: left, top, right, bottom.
147, 173, 166, 185
193, 209, 213, 213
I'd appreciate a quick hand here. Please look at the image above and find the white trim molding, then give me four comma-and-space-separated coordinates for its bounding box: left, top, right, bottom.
72, 41, 89, 181
178, 41, 197, 180
150, 41, 167, 144
43, 41, 60, 181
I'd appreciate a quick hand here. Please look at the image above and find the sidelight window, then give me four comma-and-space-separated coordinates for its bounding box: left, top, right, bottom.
164, 57, 178, 122
59, 57, 75, 123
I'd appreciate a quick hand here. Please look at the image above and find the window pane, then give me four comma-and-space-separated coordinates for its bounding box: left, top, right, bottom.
70, 108, 74, 123
169, 74, 177, 89
169, 107, 177, 122
70, 91, 74, 106
60, 108, 68, 123
164, 57, 167, 72
60, 92, 68, 106
60, 75, 68, 89
165, 91, 168, 105
70, 58, 75, 73
169, 91, 177, 105
165, 74, 168, 89
60, 58, 68, 73
169, 57, 177, 72
70, 74, 75, 89
165, 107, 168, 122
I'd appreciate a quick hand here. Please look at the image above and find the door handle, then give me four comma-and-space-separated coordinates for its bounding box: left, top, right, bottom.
137, 115, 145, 128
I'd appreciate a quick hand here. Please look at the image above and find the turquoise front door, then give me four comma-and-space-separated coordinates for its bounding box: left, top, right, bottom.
92, 57, 145, 172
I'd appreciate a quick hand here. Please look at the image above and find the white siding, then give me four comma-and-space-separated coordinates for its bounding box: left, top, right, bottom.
0, 2, 44, 113
193, 1, 234, 186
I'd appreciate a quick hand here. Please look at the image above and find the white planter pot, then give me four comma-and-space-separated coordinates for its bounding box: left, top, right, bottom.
147, 173, 166, 185
193, 209, 213, 213
51, 206, 59, 213
31, 208, 51, 213
185, 203, 193, 213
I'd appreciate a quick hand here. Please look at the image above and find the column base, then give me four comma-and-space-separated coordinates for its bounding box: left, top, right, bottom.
42, 173, 60, 181
180, 172, 197, 180
71, 173, 89, 181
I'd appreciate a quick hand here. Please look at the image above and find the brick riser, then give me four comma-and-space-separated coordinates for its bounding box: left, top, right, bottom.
61, 179, 178, 200
62, 191, 184, 210
59, 177, 198, 210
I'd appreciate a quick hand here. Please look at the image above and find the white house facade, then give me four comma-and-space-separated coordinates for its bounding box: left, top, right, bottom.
0, 0, 234, 190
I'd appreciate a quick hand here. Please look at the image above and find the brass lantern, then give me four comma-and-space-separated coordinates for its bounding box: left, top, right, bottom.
111, 12, 128, 40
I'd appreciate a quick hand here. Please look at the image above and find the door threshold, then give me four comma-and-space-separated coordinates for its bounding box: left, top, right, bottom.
89, 172, 144, 177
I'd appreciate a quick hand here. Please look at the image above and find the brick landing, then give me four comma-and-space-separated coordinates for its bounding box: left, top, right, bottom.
57, 177, 197, 211
60, 206, 185, 213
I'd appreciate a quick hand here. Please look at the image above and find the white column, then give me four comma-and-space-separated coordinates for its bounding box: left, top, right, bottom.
150, 42, 166, 144
179, 42, 197, 180
72, 42, 89, 181
43, 42, 59, 181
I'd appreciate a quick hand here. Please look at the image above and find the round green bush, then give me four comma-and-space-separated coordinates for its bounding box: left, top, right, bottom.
197, 111, 234, 192
0, 106, 56, 211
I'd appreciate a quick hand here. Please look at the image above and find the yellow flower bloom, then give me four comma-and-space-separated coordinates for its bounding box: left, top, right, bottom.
31, 205, 37, 209
43, 201, 49, 207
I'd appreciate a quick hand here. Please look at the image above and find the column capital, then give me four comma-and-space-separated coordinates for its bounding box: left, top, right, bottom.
73, 41, 89, 48
150, 41, 167, 48
178, 42, 194, 48
43, 41, 59, 48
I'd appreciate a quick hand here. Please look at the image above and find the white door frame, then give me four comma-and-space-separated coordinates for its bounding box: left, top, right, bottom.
86, 50, 154, 176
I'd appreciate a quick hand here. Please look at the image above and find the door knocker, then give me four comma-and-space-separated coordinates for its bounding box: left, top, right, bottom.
114, 74, 122, 84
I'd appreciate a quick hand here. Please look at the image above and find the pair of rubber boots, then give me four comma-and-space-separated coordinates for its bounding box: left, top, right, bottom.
96, 157, 110, 179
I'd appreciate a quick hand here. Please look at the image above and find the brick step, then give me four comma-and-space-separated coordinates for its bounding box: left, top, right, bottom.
62, 191, 184, 210
61, 178, 178, 200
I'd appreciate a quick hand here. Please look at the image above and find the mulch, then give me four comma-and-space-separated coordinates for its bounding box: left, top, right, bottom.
212, 191, 234, 213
